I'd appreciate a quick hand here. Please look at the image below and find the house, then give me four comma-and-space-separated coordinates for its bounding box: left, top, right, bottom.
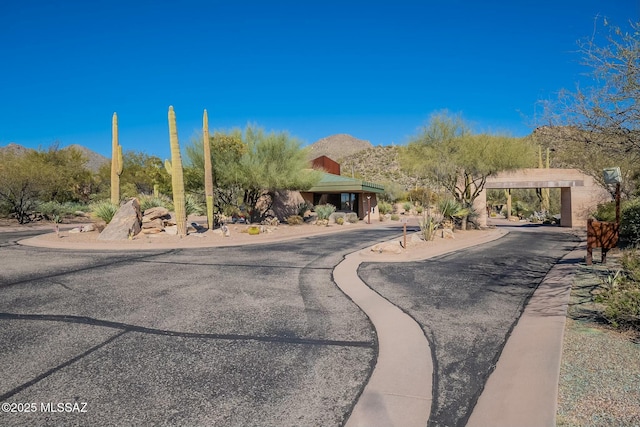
299, 156, 385, 220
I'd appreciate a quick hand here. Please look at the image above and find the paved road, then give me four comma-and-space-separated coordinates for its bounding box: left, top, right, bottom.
358, 225, 581, 427
0, 227, 403, 426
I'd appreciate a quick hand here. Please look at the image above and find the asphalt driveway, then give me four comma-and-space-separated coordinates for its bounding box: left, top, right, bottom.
0, 227, 402, 426
358, 225, 581, 427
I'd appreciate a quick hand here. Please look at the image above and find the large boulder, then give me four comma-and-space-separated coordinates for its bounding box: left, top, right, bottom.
98, 198, 142, 241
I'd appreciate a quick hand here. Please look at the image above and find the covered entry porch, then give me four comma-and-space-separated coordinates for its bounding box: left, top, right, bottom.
300, 173, 385, 220
475, 169, 610, 228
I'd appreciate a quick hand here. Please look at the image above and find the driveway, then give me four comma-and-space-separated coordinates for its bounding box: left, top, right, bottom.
0, 227, 402, 426
0, 224, 580, 426
358, 225, 581, 427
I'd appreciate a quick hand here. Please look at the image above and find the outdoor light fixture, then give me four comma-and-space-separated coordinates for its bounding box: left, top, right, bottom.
603, 167, 622, 185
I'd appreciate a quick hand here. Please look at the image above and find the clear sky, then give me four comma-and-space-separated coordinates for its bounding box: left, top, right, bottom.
1, 0, 638, 160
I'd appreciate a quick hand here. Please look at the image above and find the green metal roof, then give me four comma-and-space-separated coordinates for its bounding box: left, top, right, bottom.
307, 173, 385, 194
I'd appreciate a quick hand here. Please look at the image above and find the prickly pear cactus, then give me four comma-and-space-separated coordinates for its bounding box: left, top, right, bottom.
203, 110, 214, 230
110, 112, 123, 205
167, 106, 187, 236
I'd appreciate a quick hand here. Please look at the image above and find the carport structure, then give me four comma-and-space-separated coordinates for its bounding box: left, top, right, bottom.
475, 168, 610, 228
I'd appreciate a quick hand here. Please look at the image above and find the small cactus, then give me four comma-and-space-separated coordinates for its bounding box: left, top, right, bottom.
110, 112, 123, 205
203, 109, 214, 230
167, 106, 187, 237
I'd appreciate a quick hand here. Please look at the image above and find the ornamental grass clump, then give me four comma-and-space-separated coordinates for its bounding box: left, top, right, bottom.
138, 193, 173, 212
315, 204, 335, 220
90, 200, 119, 224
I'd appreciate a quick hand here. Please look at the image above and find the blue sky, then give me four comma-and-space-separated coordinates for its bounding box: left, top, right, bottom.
1, 1, 637, 160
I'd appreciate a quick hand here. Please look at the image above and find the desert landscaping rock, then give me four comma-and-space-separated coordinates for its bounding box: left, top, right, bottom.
142, 206, 169, 221
98, 198, 142, 241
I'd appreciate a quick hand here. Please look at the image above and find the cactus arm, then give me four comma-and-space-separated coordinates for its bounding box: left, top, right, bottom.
167, 106, 187, 236
203, 109, 214, 230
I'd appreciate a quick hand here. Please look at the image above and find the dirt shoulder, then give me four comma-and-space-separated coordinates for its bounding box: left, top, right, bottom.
557, 254, 640, 426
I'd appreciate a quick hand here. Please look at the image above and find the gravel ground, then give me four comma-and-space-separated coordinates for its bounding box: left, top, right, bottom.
557, 252, 640, 427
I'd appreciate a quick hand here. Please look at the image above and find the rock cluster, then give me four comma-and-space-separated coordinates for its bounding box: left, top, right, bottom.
140, 207, 173, 234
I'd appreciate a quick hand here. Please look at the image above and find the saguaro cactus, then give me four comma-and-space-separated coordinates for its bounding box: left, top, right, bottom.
167, 106, 187, 237
110, 112, 123, 205
203, 109, 214, 230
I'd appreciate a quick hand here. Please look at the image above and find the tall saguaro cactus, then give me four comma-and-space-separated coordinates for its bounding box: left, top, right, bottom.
167, 106, 187, 237
202, 110, 214, 230
110, 112, 123, 205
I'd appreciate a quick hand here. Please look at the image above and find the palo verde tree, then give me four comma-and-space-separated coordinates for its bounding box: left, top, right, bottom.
400, 111, 535, 228
236, 126, 322, 222
187, 125, 321, 222
538, 18, 640, 196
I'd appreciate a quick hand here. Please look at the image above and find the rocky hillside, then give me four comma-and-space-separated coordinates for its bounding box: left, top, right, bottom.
306, 133, 428, 189
307, 134, 372, 160
340, 145, 429, 189
68, 144, 109, 172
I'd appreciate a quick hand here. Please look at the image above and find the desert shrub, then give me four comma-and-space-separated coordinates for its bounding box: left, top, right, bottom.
36, 201, 88, 218
592, 201, 617, 222
596, 269, 640, 329
391, 213, 400, 221
336, 217, 345, 225
315, 204, 336, 220
346, 212, 358, 223
378, 201, 392, 215
139, 193, 173, 212
622, 249, 640, 282
90, 200, 119, 224
415, 205, 424, 215
247, 225, 261, 235
286, 215, 303, 225
297, 201, 313, 217
402, 202, 412, 214
621, 198, 640, 246
184, 194, 205, 216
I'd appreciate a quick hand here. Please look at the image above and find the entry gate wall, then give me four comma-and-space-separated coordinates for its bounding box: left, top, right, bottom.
475, 168, 610, 228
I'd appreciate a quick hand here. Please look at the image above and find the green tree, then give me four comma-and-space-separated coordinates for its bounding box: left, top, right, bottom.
186, 125, 321, 222
539, 19, 640, 196
401, 112, 535, 228
237, 126, 322, 222
0, 145, 94, 223
96, 150, 171, 200
185, 129, 246, 215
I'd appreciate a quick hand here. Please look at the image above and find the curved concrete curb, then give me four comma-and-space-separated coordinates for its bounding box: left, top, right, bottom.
334, 253, 432, 427
335, 228, 508, 427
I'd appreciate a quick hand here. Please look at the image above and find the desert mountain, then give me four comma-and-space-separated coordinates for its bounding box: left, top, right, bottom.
307, 134, 372, 161
0, 143, 30, 156
68, 144, 109, 172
